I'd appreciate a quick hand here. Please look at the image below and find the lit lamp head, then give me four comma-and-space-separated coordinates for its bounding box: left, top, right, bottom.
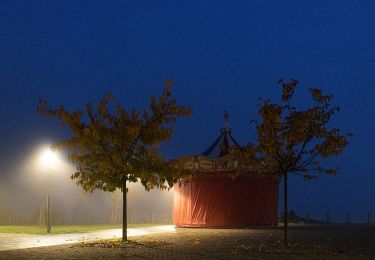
40, 148, 57, 170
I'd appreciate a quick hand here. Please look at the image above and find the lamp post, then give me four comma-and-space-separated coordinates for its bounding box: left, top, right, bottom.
47, 170, 51, 233
40, 148, 56, 234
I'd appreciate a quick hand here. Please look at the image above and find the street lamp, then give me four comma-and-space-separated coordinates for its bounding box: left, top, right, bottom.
40, 148, 56, 234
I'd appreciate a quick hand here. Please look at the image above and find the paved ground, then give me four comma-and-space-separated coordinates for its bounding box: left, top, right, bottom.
0, 225, 175, 251
0, 224, 374, 259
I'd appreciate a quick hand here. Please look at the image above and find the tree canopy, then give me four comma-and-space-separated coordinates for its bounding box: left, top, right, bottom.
37, 80, 192, 193
239, 79, 351, 179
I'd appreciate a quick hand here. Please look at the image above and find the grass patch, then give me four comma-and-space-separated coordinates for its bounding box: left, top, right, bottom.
0, 223, 170, 235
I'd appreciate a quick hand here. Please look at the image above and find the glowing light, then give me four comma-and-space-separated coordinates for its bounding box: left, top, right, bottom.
39, 147, 58, 171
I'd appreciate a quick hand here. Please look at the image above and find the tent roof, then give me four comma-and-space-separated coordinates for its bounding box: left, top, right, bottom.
202, 111, 241, 158
171, 111, 250, 173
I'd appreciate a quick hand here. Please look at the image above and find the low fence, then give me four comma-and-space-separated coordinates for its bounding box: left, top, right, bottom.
1, 210, 373, 226
0, 212, 36, 225
280, 211, 373, 224
0, 210, 173, 226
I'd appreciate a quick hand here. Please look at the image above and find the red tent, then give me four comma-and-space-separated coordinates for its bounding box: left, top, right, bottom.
173, 112, 280, 227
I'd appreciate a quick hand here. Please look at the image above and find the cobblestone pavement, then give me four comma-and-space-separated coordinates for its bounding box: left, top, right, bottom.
0, 225, 374, 259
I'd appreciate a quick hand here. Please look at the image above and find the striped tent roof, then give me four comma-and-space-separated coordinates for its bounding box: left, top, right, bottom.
202, 111, 241, 158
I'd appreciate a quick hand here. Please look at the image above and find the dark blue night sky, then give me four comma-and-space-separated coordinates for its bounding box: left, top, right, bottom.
1, 1, 374, 218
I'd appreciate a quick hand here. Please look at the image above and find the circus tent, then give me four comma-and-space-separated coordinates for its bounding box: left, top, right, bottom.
173, 112, 280, 227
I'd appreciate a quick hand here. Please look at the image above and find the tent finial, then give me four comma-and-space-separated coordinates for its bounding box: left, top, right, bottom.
221, 110, 231, 134
224, 110, 229, 128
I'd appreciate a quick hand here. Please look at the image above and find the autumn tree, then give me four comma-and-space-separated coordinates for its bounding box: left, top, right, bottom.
37, 80, 191, 241
237, 79, 351, 246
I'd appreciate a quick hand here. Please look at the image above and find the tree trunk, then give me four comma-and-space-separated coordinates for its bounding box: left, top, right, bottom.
283, 172, 288, 247
122, 181, 127, 241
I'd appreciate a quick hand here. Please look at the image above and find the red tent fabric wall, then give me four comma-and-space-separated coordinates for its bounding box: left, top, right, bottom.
173, 173, 280, 227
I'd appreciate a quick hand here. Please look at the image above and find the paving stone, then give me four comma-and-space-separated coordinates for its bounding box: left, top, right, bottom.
0, 225, 374, 259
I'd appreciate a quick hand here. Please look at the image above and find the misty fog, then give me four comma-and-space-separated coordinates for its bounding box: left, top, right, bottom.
0, 144, 173, 225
